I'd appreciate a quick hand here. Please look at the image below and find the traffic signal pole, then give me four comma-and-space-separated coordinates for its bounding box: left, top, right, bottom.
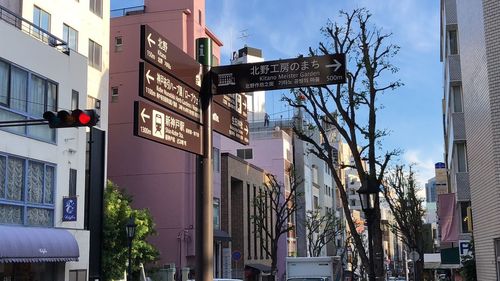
196, 38, 213, 281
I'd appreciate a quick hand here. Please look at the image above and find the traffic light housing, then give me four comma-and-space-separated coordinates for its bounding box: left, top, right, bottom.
43, 109, 99, 128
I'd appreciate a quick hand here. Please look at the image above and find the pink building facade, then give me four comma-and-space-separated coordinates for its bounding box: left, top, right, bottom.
108, 0, 223, 272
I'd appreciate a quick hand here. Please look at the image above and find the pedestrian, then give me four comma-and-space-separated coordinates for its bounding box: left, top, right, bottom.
264, 113, 270, 127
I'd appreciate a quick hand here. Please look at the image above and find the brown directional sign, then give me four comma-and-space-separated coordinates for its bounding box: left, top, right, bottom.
211, 54, 346, 95
134, 101, 203, 155
140, 24, 202, 91
139, 62, 201, 123
212, 102, 249, 145
213, 93, 247, 119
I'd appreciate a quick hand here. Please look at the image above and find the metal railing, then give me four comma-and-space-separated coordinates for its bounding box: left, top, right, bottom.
0, 5, 68, 55
111, 5, 145, 18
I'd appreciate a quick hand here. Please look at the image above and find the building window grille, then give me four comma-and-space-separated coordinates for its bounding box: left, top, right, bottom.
0, 154, 55, 227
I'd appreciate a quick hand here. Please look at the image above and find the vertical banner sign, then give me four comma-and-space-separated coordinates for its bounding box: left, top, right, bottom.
63, 197, 77, 221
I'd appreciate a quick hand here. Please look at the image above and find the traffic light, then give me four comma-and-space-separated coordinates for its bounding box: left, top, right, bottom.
43, 109, 99, 128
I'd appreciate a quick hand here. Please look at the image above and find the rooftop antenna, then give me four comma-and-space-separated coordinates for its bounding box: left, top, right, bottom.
238, 29, 250, 45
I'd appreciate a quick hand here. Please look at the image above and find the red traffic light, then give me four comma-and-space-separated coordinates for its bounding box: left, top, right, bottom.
43, 109, 99, 128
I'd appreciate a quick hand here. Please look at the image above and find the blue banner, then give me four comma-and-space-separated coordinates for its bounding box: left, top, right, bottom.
63, 197, 77, 221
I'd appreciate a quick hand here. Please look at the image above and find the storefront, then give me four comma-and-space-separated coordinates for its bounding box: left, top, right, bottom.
0, 225, 80, 281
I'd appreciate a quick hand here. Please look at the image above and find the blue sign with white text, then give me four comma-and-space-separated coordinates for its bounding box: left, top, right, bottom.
63, 197, 77, 221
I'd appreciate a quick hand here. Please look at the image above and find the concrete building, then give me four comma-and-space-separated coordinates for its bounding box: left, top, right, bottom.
220, 153, 272, 280
440, 0, 500, 279
107, 0, 225, 275
0, 0, 109, 279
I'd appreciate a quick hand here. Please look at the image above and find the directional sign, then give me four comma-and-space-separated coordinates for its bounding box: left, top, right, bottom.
139, 62, 201, 123
140, 24, 202, 91
211, 54, 346, 95
134, 101, 203, 155
212, 102, 249, 145
213, 93, 248, 119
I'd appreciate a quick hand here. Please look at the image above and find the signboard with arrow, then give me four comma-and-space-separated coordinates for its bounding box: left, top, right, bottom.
139, 62, 201, 123
212, 102, 249, 145
210, 54, 346, 95
133, 101, 203, 155
140, 24, 202, 91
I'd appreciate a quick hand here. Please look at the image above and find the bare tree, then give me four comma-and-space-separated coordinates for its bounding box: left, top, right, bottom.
252, 168, 302, 278
383, 166, 425, 280
284, 9, 402, 280
305, 209, 343, 257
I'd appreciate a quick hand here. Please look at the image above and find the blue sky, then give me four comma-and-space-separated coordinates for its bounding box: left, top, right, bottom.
111, 0, 443, 187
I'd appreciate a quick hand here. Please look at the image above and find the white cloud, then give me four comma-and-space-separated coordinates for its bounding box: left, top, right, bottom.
402, 149, 440, 200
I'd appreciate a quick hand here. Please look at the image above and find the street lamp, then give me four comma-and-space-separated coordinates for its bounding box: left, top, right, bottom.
126, 215, 137, 281
357, 184, 378, 281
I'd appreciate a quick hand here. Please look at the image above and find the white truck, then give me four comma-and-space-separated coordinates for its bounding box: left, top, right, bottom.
286, 256, 342, 281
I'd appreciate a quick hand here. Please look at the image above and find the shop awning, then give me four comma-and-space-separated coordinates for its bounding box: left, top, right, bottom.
214, 229, 231, 241
0, 225, 79, 263
246, 263, 272, 273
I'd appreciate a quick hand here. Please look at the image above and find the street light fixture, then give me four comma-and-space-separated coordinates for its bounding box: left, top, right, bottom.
126, 215, 137, 281
357, 184, 378, 281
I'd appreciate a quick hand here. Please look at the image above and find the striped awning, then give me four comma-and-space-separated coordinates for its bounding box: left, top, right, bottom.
0, 225, 79, 263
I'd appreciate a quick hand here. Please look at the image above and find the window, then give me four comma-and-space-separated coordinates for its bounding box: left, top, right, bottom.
198, 10, 202, 24
33, 6, 51, 32
312, 165, 318, 185
88, 39, 102, 70
212, 147, 220, 172
111, 87, 119, 102
213, 198, 220, 230
451, 86, 463, 112
0, 154, 55, 227
0, 59, 57, 142
69, 270, 86, 281
236, 148, 253, 160
460, 202, 471, 233
114, 36, 123, 52
313, 196, 319, 209
89, 0, 102, 17
71, 90, 79, 110
448, 30, 458, 55
456, 143, 468, 172
63, 24, 78, 51
69, 169, 77, 197
350, 199, 356, 206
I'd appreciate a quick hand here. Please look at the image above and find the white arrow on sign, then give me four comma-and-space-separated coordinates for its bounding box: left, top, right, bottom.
242, 99, 247, 110
147, 33, 156, 48
141, 108, 150, 123
325, 59, 342, 72
146, 70, 155, 84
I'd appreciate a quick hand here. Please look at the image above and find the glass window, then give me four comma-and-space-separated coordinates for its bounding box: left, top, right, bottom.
460, 202, 471, 233
114, 36, 123, 52
69, 270, 87, 281
456, 143, 468, 172
213, 147, 220, 172
0, 154, 55, 227
33, 6, 50, 31
10, 67, 27, 112
452, 86, 463, 112
89, 0, 102, 17
71, 90, 79, 110
236, 148, 253, 159
213, 198, 220, 230
28, 75, 45, 117
63, 24, 78, 51
88, 39, 102, 70
448, 30, 458, 55
0, 61, 8, 105
69, 169, 77, 197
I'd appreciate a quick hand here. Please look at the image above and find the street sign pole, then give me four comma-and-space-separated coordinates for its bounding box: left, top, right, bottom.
196, 37, 213, 281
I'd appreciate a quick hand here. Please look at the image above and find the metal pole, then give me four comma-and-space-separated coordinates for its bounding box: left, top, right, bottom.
413, 260, 416, 281
195, 38, 213, 281
128, 239, 132, 281
367, 210, 376, 281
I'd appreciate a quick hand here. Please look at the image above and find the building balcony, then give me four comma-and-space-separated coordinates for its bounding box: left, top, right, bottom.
0, 4, 68, 55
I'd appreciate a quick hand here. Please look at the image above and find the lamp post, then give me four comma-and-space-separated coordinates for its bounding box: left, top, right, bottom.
357, 184, 378, 281
126, 215, 137, 281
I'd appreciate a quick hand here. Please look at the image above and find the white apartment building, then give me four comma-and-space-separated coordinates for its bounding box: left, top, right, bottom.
440, 0, 500, 279
0, 0, 109, 279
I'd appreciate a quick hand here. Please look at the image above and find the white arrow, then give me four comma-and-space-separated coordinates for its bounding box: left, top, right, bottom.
147, 33, 156, 48
146, 70, 154, 84
244, 125, 248, 134
141, 108, 150, 123
325, 59, 342, 72
242, 99, 247, 110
